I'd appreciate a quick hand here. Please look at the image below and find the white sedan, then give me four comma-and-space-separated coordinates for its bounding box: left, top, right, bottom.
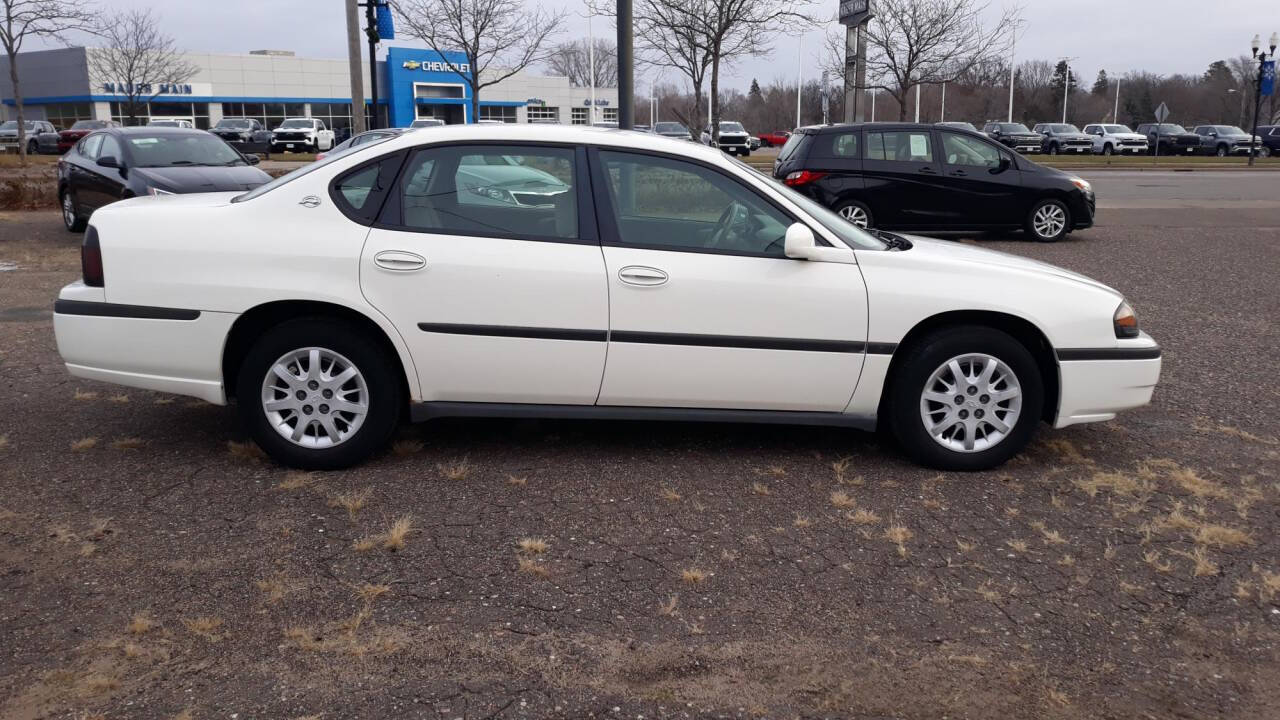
52, 124, 1161, 471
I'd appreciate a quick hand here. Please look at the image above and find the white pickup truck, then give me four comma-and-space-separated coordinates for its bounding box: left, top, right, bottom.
271, 117, 335, 153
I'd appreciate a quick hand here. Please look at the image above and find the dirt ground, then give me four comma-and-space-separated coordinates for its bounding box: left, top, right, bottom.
1, 208, 1278, 719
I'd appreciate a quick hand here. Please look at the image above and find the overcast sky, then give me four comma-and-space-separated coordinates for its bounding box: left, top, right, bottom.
28, 0, 1270, 92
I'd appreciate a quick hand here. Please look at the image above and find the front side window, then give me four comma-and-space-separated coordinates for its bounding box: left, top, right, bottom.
98, 135, 122, 161
395, 144, 577, 240
941, 132, 1002, 168
598, 150, 791, 257
865, 131, 933, 162
80, 133, 104, 158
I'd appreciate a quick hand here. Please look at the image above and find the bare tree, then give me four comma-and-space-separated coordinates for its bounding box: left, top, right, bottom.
87, 9, 197, 126
393, 0, 566, 124
863, 0, 1019, 120
633, 0, 713, 139
545, 38, 617, 88
0, 0, 96, 164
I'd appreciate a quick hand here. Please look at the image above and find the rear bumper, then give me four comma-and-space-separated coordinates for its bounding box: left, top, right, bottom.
53, 283, 235, 404
1053, 339, 1161, 428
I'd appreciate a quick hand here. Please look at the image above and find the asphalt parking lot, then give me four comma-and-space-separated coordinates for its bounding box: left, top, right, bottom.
1, 182, 1279, 718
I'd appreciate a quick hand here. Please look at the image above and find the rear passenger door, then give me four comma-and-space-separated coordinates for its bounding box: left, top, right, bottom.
860, 128, 952, 228
360, 143, 610, 406
799, 129, 864, 209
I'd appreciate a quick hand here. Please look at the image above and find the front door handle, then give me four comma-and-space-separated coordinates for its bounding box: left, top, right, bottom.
373, 250, 427, 272
918, 167, 937, 175
950, 170, 967, 177
618, 265, 669, 286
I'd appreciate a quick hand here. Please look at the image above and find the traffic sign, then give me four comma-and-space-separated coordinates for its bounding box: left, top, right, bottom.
1154, 102, 1169, 123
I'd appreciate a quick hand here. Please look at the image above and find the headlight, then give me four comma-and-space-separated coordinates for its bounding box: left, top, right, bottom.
1069, 177, 1092, 193
469, 185, 515, 204
1113, 300, 1139, 339
147, 186, 174, 196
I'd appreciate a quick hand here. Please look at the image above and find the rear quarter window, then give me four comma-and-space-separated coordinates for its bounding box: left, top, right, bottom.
776, 132, 808, 162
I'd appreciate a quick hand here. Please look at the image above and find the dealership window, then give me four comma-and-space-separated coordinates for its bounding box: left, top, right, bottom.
602, 108, 618, 122
310, 102, 353, 134
42, 103, 93, 130
478, 105, 517, 123
526, 106, 559, 123
109, 101, 210, 128
571, 107, 589, 125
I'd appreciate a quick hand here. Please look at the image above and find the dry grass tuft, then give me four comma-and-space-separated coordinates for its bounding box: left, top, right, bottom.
0, 435, 7, 451
517, 555, 550, 577
172, 710, 195, 720
1029, 520, 1067, 545
831, 457, 852, 484
793, 515, 813, 528
73, 389, 98, 400
1163, 464, 1228, 500
846, 508, 880, 525
255, 576, 294, 604
658, 594, 679, 616
227, 440, 266, 462
437, 458, 472, 480
1193, 524, 1252, 548
108, 393, 130, 404
1074, 470, 1153, 498
1057, 554, 1076, 567
973, 581, 1001, 602
506, 474, 528, 487
382, 515, 414, 550
355, 583, 391, 603
659, 486, 682, 502
328, 488, 373, 518
182, 616, 223, 640
127, 613, 155, 635
109, 437, 145, 450
153, 396, 176, 405
276, 471, 316, 490
1046, 687, 1071, 707
681, 568, 708, 584
392, 438, 424, 455
70, 437, 98, 452
1043, 438, 1091, 465
750, 481, 771, 496
956, 539, 976, 553
1143, 550, 1173, 573
761, 465, 787, 477
883, 523, 913, 557
352, 537, 378, 552
516, 537, 550, 554
829, 490, 856, 509
1005, 539, 1029, 553
1170, 546, 1219, 577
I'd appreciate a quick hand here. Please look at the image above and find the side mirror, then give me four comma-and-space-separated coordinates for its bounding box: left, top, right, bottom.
784, 222, 817, 259
97, 155, 119, 168
994, 156, 1012, 173
244, 153, 260, 165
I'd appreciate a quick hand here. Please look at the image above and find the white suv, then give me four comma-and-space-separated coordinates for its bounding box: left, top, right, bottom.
1082, 124, 1149, 155
271, 117, 335, 153
51, 125, 1160, 471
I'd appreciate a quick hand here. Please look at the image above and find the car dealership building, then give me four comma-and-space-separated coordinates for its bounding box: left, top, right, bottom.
0, 46, 619, 132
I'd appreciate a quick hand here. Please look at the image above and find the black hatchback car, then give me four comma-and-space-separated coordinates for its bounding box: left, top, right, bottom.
772, 123, 1095, 242
57, 127, 272, 232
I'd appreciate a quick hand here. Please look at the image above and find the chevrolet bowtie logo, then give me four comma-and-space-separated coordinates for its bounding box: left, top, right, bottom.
402, 60, 421, 70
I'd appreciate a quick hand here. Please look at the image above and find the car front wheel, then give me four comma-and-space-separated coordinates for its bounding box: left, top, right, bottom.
1102, 144, 1113, 156
1026, 198, 1070, 242
835, 199, 874, 229
888, 326, 1043, 471
237, 318, 401, 469
60, 189, 86, 232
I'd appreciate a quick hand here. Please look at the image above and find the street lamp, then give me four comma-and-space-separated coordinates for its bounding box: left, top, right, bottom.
1248, 31, 1278, 167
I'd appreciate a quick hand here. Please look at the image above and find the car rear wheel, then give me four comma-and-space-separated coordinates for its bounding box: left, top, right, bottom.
1216, 145, 1228, 157
1047, 143, 1059, 155
1102, 144, 1113, 155
237, 317, 401, 470
1260, 147, 1272, 158
1026, 198, 1069, 242
888, 326, 1043, 471
835, 199, 873, 229
60, 189, 86, 232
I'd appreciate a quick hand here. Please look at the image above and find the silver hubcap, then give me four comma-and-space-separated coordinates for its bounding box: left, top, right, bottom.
1032, 204, 1066, 238
838, 204, 869, 227
260, 347, 369, 449
919, 353, 1023, 453
62, 194, 75, 227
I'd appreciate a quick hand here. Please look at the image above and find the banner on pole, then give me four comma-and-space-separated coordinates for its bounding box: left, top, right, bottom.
1262, 60, 1275, 97
376, 1, 396, 40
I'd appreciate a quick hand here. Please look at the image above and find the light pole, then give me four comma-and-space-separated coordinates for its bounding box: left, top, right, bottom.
1113, 76, 1120, 123
1248, 32, 1278, 167
1059, 57, 1076, 124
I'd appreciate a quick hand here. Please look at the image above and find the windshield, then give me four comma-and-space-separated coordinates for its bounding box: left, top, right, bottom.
410, 118, 443, 127
1157, 124, 1188, 133
1048, 124, 1080, 133
279, 119, 313, 129
1102, 125, 1131, 133
215, 119, 251, 129
719, 122, 746, 133
149, 121, 180, 127
654, 122, 686, 134
999, 124, 1031, 133
70, 120, 106, 130
126, 134, 246, 168
233, 134, 397, 203
1215, 126, 1246, 135
0, 121, 37, 130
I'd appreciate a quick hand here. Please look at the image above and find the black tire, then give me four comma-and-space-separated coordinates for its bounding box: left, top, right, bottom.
1216, 145, 1228, 158
888, 326, 1043, 471
834, 198, 874, 229
236, 317, 401, 470
60, 188, 86, 233
1047, 143, 1059, 155
1102, 144, 1113, 156
1025, 198, 1070, 242
27, 140, 38, 155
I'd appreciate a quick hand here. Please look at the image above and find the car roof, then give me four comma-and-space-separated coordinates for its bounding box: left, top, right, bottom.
798, 122, 954, 134
107, 126, 211, 136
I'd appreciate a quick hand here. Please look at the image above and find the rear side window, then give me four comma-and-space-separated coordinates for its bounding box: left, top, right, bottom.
330, 152, 405, 224
813, 132, 859, 158
776, 132, 807, 162
865, 131, 933, 162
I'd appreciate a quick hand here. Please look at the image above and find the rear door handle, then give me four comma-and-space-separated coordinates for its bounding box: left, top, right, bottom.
373, 250, 426, 272
618, 265, 669, 286
950, 170, 967, 177
918, 167, 937, 175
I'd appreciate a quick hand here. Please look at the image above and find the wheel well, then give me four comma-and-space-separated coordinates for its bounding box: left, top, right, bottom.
221, 300, 409, 407
879, 310, 1060, 424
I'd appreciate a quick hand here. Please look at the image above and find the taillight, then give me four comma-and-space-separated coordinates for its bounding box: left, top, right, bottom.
81, 226, 104, 287
783, 170, 827, 187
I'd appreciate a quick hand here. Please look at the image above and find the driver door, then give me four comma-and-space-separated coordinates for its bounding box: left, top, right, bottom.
589, 149, 867, 411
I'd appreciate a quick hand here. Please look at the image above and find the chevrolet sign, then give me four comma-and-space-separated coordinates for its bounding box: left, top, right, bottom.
402, 59, 471, 74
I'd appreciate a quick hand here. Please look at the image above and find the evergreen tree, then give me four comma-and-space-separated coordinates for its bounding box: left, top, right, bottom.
749, 78, 762, 101
1092, 69, 1109, 96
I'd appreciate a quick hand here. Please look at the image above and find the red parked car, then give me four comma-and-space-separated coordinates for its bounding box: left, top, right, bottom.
56, 120, 120, 153
757, 130, 791, 147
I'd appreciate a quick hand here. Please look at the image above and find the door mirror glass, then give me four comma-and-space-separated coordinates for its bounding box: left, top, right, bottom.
243, 153, 260, 165
97, 155, 119, 168
783, 222, 817, 259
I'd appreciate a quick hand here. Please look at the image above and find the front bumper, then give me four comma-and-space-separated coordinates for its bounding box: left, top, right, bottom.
53, 282, 235, 404
1053, 336, 1161, 428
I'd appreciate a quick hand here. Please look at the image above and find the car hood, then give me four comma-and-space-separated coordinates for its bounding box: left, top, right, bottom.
133, 165, 272, 193
1108, 132, 1146, 140
458, 164, 566, 189
889, 235, 1120, 296
1055, 133, 1092, 141
1005, 133, 1042, 141
1218, 133, 1256, 141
